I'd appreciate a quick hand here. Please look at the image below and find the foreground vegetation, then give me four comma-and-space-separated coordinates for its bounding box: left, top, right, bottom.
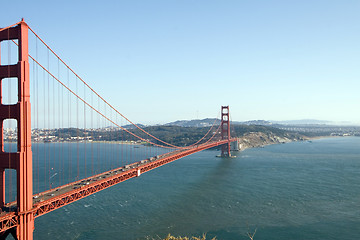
149, 228, 257, 240
159, 234, 216, 240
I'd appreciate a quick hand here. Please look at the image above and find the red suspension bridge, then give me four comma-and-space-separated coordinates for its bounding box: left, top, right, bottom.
0, 20, 237, 240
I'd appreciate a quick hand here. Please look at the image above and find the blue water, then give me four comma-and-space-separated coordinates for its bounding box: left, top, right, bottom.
33, 137, 360, 240
3, 142, 169, 203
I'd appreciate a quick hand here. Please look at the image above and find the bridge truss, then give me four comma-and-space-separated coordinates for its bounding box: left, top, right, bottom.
0, 20, 236, 240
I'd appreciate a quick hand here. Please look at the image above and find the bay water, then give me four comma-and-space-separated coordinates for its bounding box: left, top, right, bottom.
33, 137, 360, 240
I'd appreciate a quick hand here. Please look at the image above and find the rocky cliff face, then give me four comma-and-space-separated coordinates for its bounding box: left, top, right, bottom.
236, 132, 308, 151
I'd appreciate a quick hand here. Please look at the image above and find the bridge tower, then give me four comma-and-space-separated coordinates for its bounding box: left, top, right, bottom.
0, 20, 34, 239
221, 106, 231, 157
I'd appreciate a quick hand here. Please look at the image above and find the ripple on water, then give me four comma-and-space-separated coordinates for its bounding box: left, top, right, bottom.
34, 138, 360, 240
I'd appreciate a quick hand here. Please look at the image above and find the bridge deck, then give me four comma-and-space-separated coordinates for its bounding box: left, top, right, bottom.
0, 139, 236, 233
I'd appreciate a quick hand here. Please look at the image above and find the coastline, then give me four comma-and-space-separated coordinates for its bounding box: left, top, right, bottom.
236, 131, 306, 152
236, 132, 351, 152
22, 134, 352, 149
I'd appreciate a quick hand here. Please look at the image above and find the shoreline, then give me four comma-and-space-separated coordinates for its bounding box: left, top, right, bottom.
236, 134, 354, 152
7, 135, 355, 148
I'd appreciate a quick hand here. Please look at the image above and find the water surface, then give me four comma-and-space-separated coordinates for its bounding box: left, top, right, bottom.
34, 137, 360, 239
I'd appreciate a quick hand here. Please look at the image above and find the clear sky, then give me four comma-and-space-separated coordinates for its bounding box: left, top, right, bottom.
1, 0, 360, 125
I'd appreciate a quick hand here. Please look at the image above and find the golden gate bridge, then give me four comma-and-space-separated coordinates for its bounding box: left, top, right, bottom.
0, 20, 237, 240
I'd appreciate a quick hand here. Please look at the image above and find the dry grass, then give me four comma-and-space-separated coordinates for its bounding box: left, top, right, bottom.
148, 228, 257, 240
161, 233, 216, 240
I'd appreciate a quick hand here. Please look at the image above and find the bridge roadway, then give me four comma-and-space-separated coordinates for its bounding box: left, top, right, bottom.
0, 139, 236, 233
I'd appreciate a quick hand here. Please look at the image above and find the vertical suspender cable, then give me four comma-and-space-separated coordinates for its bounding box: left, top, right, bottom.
47, 48, 51, 189
32, 56, 36, 193
84, 81, 86, 178
36, 37, 39, 193
52, 56, 55, 188
97, 95, 100, 174
121, 118, 123, 167
43, 65, 47, 190
58, 58, 62, 187
116, 113, 119, 168
76, 76, 79, 180
104, 102, 106, 171
110, 108, 113, 169
61, 67, 64, 186
91, 90, 93, 176
68, 68, 71, 183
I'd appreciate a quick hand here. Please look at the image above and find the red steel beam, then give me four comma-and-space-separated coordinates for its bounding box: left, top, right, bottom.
0, 20, 238, 238
0, 139, 237, 233
0, 213, 18, 234
0, 20, 33, 239
33, 139, 235, 218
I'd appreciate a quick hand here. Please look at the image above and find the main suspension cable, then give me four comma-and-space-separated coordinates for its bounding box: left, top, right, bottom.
26, 24, 216, 149
26, 50, 177, 149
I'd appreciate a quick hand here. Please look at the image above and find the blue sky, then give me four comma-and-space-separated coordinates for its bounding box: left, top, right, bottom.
1, 1, 360, 124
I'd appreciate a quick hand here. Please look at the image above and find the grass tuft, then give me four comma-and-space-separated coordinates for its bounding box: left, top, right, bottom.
156, 233, 216, 240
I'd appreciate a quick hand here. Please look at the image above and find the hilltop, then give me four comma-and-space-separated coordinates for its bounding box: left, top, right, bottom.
29, 123, 306, 147
164, 118, 360, 137
26, 119, 360, 148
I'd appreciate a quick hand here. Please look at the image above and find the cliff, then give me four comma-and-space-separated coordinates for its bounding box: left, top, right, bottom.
236, 131, 308, 151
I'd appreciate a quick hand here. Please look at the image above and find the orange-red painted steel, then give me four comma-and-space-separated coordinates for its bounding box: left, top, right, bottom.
0, 21, 236, 239
0, 20, 33, 240
33, 139, 235, 217
221, 106, 231, 157
0, 139, 236, 235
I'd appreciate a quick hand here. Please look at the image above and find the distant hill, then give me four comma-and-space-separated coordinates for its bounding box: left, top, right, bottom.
162, 118, 358, 129
240, 120, 273, 126
271, 119, 332, 125
165, 118, 220, 127
121, 124, 146, 129
47, 124, 307, 146
165, 119, 274, 127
